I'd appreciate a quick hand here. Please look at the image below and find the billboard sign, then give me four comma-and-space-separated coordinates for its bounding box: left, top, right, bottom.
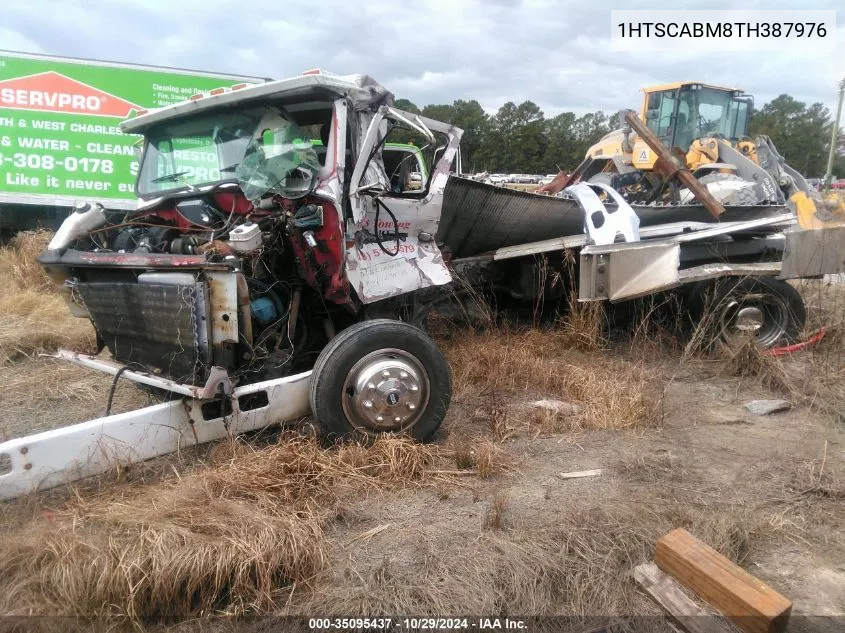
0, 51, 266, 210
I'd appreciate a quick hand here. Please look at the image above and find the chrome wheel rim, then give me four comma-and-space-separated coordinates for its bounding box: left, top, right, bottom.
342, 348, 430, 433
717, 293, 789, 347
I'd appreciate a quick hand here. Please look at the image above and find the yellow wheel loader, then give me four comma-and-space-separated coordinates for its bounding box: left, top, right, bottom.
539, 81, 844, 230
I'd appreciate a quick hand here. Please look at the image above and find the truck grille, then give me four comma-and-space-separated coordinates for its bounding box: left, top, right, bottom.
75, 281, 211, 384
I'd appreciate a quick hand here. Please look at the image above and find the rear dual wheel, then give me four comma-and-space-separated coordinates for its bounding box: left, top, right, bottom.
689, 277, 805, 349
309, 319, 451, 442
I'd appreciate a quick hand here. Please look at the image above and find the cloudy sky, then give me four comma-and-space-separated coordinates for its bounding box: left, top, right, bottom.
2, 0, 843, 117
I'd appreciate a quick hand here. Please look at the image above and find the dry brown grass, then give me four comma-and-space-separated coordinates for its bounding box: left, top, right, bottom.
788, 443, 844, 500
558, 297, 606, 352
292, 499, 758, 618
473, 439, 507, 478
614, 452, 687, 484
452, 441, 474, 470
0, 231, 94, 363
724, 337, 796, 397
449, 438, 508, 478
795, 279, 845, 417
0, 230, 53, 290
0, 434, 443, 619
483, 492, 508, 529
527, 407, 571, 434
439, 327, 657, 430
555, 249, 606, 351
0, 359, 152, 442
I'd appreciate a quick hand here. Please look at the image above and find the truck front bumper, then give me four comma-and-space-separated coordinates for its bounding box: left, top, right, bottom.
0, 358, 312, 501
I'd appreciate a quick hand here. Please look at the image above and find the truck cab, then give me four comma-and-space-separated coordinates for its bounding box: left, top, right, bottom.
36, 71, 462, 444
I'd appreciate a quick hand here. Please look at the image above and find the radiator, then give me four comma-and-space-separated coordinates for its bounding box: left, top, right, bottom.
75, 281, 211, 384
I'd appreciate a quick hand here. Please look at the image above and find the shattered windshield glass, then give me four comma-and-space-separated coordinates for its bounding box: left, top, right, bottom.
235, 109, 321, 201
137, 110, 262, 197
136, 106, 321, 200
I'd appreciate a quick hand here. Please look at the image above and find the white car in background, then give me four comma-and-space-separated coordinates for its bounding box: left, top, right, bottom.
486, 174, 509, 185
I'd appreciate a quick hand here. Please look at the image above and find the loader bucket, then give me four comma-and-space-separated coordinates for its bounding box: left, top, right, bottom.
792, 190, 845, 230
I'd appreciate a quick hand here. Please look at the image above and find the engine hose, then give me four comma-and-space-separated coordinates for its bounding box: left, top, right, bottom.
286, 288, 302, 349
105, 365, 130, 416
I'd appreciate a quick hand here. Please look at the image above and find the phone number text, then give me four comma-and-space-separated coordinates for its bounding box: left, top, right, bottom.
0, 153, 115, 174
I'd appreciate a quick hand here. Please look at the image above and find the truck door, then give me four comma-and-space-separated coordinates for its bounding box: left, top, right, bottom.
345, 107, 463, 303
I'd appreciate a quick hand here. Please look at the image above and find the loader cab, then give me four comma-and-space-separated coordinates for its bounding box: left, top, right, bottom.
642, 83, 752, 152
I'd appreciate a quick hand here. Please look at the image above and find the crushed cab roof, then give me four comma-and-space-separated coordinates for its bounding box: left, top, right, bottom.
120, 72, 393, 134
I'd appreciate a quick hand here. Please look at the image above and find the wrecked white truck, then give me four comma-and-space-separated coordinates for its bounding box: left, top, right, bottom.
1, 71, 843, 499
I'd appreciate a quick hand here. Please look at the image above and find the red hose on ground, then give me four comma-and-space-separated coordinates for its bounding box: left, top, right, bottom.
762, 327, 827, 356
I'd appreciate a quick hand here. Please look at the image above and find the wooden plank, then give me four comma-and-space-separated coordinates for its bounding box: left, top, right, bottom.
558, 469, 603, 479
634, 563, 737, 633
655, 528, 791, 633
344, 523, 391, 546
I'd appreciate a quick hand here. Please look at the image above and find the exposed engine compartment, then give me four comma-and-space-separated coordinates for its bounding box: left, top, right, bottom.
48, 188, 354, 386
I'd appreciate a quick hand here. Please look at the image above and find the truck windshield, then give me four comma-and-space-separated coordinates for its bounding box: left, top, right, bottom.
136, 106, 322, 200
137, 110, 262, 197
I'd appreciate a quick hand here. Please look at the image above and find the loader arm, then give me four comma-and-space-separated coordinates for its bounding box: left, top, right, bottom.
713, 140, 783, 203
750, 135, 845, 229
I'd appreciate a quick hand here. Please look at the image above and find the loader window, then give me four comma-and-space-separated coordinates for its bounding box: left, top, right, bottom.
689, 87, 731, 139
674, 101, 693, 150
727, 98, 750, 138
686, 87, 750, 141
645, 90, 678, 146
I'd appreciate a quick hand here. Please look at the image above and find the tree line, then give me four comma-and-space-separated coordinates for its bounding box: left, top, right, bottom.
394, 93, 845, 178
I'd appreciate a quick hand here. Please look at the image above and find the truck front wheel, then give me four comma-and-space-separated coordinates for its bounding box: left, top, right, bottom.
309, 319, 451, 442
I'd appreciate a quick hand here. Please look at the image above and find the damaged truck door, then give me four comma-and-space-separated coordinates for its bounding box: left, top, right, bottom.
346, 106, 462, 303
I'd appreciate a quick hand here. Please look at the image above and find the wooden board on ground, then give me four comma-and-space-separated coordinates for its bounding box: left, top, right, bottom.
558, 469, 602, 479
634, 563, 738, 633
654, 528, 792, 633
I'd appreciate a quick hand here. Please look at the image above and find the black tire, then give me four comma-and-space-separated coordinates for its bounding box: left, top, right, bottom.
688, 277, 805, 349
310, 319, 451, 442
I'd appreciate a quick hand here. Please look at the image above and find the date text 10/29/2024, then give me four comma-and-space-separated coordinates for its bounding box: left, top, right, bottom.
308, 618, 528, 630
